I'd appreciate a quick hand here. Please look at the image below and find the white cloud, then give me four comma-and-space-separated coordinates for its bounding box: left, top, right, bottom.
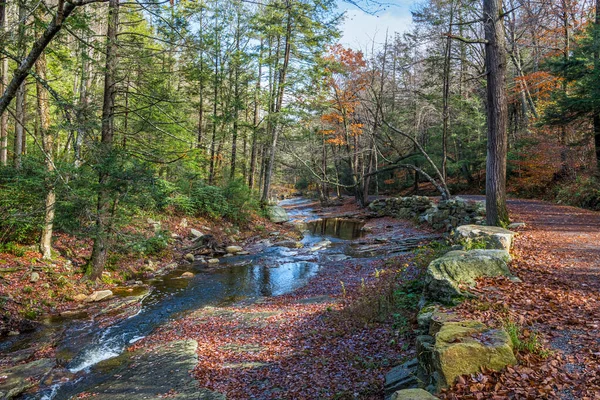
338, 9, 413, 51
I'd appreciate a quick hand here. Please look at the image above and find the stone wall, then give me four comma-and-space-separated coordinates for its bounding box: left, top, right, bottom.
368, 196, 486, 231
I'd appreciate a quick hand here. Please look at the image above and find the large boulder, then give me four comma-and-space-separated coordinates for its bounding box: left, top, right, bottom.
431, 320, 516, 389
423, 249, 512, 303
391, 389, 439, 400
454, 224, 516, 251
266, 205, 289, 223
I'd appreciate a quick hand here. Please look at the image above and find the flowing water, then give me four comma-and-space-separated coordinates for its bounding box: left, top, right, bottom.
2, 198, 367, 399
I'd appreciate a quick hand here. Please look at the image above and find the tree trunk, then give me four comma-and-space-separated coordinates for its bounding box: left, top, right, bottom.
90, 0, 119, 280
248, 39, 263, 189
483, 0, 510, 226
36, 53, 54, 260
595, 0, 600, 173
261, 2, 292, 204
0, 0, 7, 166
442, 1, 454, 182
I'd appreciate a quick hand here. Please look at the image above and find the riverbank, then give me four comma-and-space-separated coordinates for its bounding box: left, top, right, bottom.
0, 209, 297, 348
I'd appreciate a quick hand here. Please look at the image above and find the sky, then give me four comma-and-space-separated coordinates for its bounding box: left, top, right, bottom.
337, 0, 414, 51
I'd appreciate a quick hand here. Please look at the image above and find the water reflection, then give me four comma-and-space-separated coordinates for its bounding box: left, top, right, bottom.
306, 218, 365, 240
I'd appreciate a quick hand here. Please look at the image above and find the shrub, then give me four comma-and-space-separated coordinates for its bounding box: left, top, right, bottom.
555, 176, 600, 211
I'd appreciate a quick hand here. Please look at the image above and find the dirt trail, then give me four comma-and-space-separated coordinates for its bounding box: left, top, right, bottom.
443, 198, 600, 399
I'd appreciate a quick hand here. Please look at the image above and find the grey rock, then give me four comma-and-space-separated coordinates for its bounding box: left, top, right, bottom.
190, 228, 204, 238
266, 205, 289, 223
385, 358, 420, 398
424, 249, 512, 303
454, 224, 516, 251
29, 272, 40, 283
84, 290, 113, 303
0, 358, 55, 399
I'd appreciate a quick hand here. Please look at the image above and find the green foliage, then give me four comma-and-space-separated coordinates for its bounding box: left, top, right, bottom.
412, 240, 451, 270
0, 161, 46, 244
504, 320, 552, 358
170, 179, 260, 224
0, 242, 27, 257
555, 176, 600, 211
127, 230, 171, 257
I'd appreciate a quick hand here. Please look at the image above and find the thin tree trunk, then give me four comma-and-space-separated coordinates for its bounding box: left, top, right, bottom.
595, 0, 600, 173
230, 8, 241, 179
248, 40, 262, 189
484, 0, 509, 226
36, 52, 54, 260
90, 0, 119, 279
442, 1, 455, 181
261, 2, 292, 203
0, 0, 7, 166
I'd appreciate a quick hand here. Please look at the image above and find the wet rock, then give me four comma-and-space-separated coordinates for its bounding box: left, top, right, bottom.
86, 340, 224, 400
0, 358, 55, 399
391, 389, 439, 400
207, 258, 220, 264
226, 245, 243, 254
274, 240, 303, 249
181, 272, 194, 278
266, 205, 289, 223
29, 272, 40, 283
454, 224, 516, 251
84, 290, 113, 303
184, 253, 195, 262
309, 240, 331, 252
423, 249, 512, 303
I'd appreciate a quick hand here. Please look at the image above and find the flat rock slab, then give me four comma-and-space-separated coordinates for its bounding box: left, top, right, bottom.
454, 225, 516, 251
86, 340, 224, 400
0, 358, 55, 399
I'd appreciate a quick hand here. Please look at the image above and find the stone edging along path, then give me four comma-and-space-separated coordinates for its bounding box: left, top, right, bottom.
389, 197, 600, 400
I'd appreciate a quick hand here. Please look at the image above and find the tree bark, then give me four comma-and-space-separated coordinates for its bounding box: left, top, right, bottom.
90, 0, 119, 279
36, 52, 55, 260
0, 0, 7, 166
261, 1, 292, 203
483, 0, 510, 226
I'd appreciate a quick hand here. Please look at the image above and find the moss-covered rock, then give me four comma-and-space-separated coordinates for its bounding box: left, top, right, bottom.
432, 320, 517, 389
454, 225, 515, 251
391, 388, 439, 400
423, 249, 512, 303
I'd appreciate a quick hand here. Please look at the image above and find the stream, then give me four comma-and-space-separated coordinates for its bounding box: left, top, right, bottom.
2, 198, 373, 399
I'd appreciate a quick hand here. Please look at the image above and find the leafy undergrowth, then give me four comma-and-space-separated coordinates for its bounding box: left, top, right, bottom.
131, 253, 424, 400
440, 199, 600, 399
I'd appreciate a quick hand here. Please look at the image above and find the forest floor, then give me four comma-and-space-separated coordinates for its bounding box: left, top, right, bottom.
441, 198, 600, 399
